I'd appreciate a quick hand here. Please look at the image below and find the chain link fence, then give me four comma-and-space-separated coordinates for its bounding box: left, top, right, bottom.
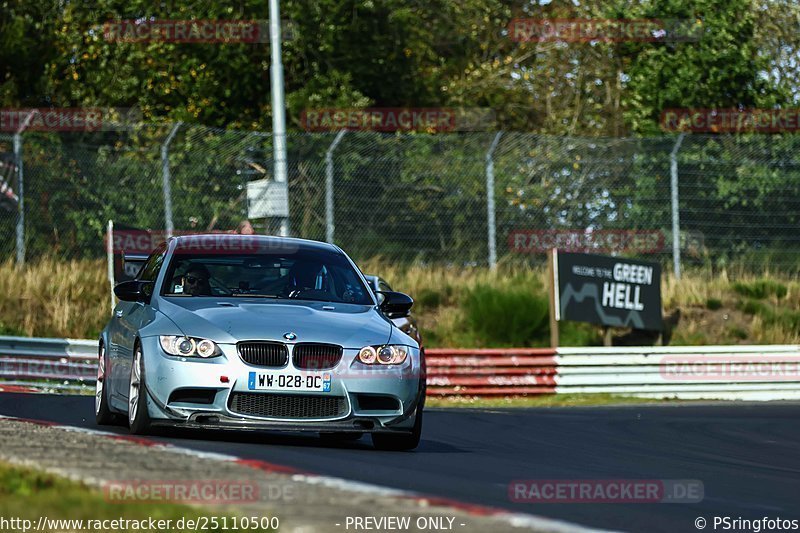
2, 124, 799, 273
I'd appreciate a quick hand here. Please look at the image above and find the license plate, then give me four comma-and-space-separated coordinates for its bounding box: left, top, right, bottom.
247, 372, 331, 392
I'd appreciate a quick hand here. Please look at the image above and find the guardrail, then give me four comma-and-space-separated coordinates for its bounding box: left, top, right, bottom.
427, 345, 800, 401
0, 335, 97, 390
2, 336, 800, 400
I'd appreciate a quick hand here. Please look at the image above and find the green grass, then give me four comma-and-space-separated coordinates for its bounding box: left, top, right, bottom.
426, 393, 672, 408
0, 462, 271, 532
462, 278, 550, 347
732, 279, 788, 300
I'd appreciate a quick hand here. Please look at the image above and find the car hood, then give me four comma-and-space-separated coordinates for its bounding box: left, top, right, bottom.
156, 297, 392, 348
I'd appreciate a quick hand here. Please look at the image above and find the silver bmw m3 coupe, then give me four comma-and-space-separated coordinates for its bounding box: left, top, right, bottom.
96, 235, 425, 450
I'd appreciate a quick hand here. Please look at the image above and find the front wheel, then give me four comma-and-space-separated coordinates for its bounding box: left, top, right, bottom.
128, 344, 152, 434
371, 408, 422, 451
95, 343, 116, 425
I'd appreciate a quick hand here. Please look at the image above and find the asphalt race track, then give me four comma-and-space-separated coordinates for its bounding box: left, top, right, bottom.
1, 393, 798, 532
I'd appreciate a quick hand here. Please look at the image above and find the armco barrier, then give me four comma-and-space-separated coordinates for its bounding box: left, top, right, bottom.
0, 335, 97, 389
426, 348, 558, 396
2, 336, 800, 400
427, 345, 800, 400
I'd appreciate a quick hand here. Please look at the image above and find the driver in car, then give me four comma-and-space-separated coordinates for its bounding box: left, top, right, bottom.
284, 261, 323, 297
180, 264, 212, 296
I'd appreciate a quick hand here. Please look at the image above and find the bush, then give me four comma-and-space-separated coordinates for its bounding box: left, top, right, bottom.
738, 298, 770, 316
732, 280, 788, 300
727, 326, 748, 340
415, 288, 443, 309
706, 298, 723, 310
462, 279, 549, 347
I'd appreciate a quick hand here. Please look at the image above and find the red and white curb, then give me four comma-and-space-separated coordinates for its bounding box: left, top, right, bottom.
0, 414, 598, 532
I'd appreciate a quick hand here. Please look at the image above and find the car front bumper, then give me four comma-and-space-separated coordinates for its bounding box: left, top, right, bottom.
139, 336, 424, 433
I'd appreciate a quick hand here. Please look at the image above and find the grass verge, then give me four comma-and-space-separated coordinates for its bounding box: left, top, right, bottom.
0, 461, 272, 532
426, 393, 673, 408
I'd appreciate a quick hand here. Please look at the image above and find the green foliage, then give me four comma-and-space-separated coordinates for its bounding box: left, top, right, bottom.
732, 280, 788, 300
2, 0, 795, 134
706, 298, 723, 310
0, 321, 25, 336
560, 321, 603, 347
416, 288, 444, 309
727, 326, 748, 340
0, 462, 269, 532
737, 297, 800, 331
461, 278, 549, 347
738, 298, 769, 316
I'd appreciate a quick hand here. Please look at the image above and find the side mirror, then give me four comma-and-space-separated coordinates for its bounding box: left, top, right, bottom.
114, 280, 154, 303
376, 291, 413, 319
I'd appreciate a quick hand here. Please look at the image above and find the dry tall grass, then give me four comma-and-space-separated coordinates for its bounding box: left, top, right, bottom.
1, 258, 798, 345
0, 259, 110, 338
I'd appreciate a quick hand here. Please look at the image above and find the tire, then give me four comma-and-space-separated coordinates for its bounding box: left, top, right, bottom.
371, 408, 423, 451
127, 343, 152, 435
95, 343, 116, 425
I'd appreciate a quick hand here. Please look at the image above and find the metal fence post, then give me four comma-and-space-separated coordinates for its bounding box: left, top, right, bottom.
161, 122, 182, 238
670, 133, 686, 280
13, 112, 34, 268
485, 132, 503, 269
270, 0, 290, 237
325, 130, 347, 244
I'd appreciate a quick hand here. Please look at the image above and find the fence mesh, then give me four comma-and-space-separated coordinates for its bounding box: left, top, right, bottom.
4, 124, 800, 273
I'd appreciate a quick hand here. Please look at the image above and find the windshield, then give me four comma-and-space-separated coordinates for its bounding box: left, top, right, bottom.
161, 249, 372, 305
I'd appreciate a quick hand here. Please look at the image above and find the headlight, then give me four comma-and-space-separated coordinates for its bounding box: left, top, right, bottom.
159, 336, 221, 358
356, 345, 408, 365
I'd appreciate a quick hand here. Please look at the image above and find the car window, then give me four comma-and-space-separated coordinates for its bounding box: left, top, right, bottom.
161, 248, 372, 305
137, 243, 167, 282
378, 279, 393, 292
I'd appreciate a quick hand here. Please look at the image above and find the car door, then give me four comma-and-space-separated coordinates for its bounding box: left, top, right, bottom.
110, 243, 166, 404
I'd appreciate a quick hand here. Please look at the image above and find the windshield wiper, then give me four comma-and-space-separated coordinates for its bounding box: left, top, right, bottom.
230, 293, 278, 298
